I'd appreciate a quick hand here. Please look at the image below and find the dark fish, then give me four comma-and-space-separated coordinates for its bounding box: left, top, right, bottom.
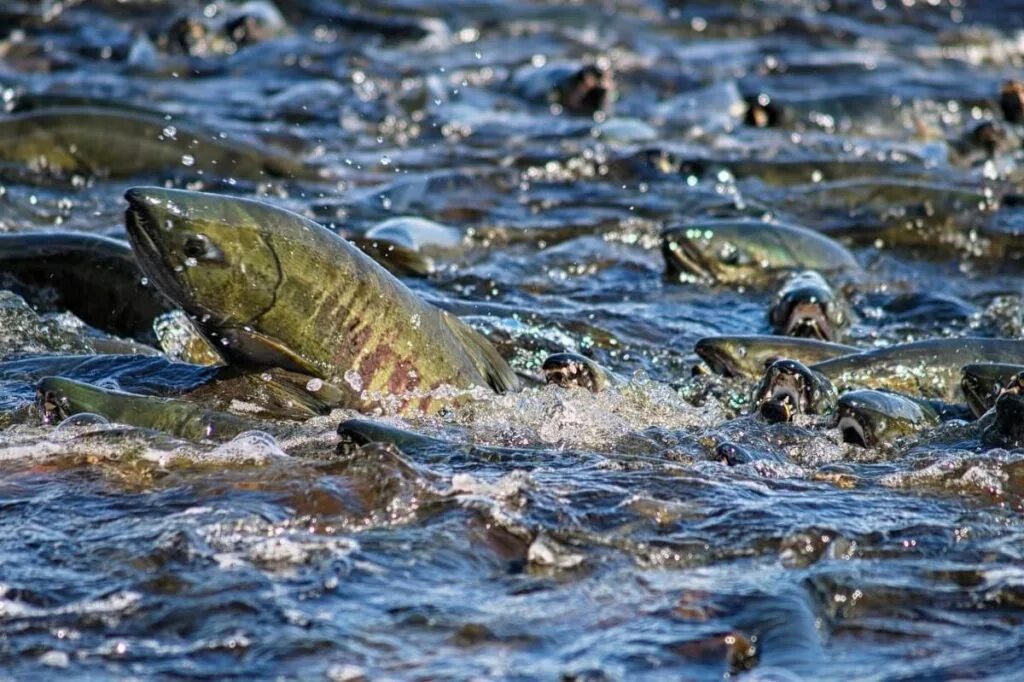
836, 389, 939, 448
541, 352, 622, 392
751, 359, 837, 423
768, 270, 851, 342
0, 231, 173, 343
961, 363, 1024, 418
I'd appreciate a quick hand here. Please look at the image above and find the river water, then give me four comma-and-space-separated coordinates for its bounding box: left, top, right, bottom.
2, 0, 1024, 679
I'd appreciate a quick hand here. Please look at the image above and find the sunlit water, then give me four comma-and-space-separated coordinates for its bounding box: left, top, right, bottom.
3, 0, 1024, 678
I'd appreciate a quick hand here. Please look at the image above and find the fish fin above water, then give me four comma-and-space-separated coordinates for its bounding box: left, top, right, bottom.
441, 313, 520, 394
352, 237, 436, 277
216, 325, 322, 377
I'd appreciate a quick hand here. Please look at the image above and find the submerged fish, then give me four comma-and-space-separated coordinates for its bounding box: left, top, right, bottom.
751, 359, 837, 423
812, 338, 1024, 402
695, 335, 859, 379
836, 389, 939, 448
37, 376, 258, 441
0, 231, 173, 343
0, 107, 322, 182
511, 62, 614, 116
541, 352, 622, 392
768, 271, 851, 342
125, 187, 518, 414
662, 220, 860, 285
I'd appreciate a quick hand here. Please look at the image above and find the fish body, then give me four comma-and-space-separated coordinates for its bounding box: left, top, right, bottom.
125, 187, 517, 414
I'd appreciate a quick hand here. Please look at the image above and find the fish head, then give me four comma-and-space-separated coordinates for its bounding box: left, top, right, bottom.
125, 187, 281, 328
694, 336, 750, 377
36, 377, 105, 424
752, 358, 836, 422
836, 390, 923, 448
769, 272, 846, 342
663, 223, 761, 284
542, 352, 604, 392
960, 364, 1010, 418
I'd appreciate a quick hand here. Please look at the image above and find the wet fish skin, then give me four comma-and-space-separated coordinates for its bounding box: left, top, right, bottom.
837, 389, 939, 448
812, 338, 1024, 402
512, 62, 615, 116
695, 335, 859, 379
124, 187, 518, 414
0, 231, 174, 343
0, 107, 322, 182
352, 217, 463, 277
662, 220, 860, 286
961, 363, 1024, 418
541, 352, 621, 392
751, 359, 837, 423
768, 270, 851, 342
37, 376, 257, 441
980, 371, 1024, 449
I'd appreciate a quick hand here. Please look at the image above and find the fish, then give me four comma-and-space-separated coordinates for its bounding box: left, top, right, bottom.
812, 338, 1024, 402
352, 216, 464, 277
767, 270, 851, 342
0, 231, 174, 343
662, 220, 860, 285
695, 335, 860, 379
981, 372, 1024, 448
37, 376, 258, 441
751, 359, 837, 423
541, 352, 622, 392
836, 389, 939, 448
511, 62, 615, 116
961, 363, 1024, 418
0, 107, 323, 182
124, 187, 519, 414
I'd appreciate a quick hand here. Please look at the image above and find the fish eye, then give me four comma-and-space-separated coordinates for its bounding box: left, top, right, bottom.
182, 234, 223, 262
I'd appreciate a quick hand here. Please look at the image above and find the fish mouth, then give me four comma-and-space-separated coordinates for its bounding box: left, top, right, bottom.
756, 374, 803, 423
782, 302, 833, 341
694, 338, 742, 377
664, 235, 714, 283
124, 191, 191, 308
838, 413, 870, 447
37, 385, 68, 425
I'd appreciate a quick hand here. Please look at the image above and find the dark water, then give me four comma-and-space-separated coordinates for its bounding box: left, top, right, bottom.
3, 0, 1024, 679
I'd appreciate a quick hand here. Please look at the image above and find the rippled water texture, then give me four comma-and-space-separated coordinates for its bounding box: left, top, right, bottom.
3, 0, 1024, 679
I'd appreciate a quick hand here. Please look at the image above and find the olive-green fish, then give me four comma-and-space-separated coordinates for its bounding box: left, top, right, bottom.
37, 376, 257, 441
0, 107, 322, 182
0, 231, 173, 343
695, 335, 859, 379
124, 187, 518, 414
812, 338, 1024, 402
663, 220, 860, 285
836, 389, 939, 448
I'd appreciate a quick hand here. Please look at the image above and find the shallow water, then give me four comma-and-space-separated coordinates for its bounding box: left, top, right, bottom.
3, 0, 1024, 678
